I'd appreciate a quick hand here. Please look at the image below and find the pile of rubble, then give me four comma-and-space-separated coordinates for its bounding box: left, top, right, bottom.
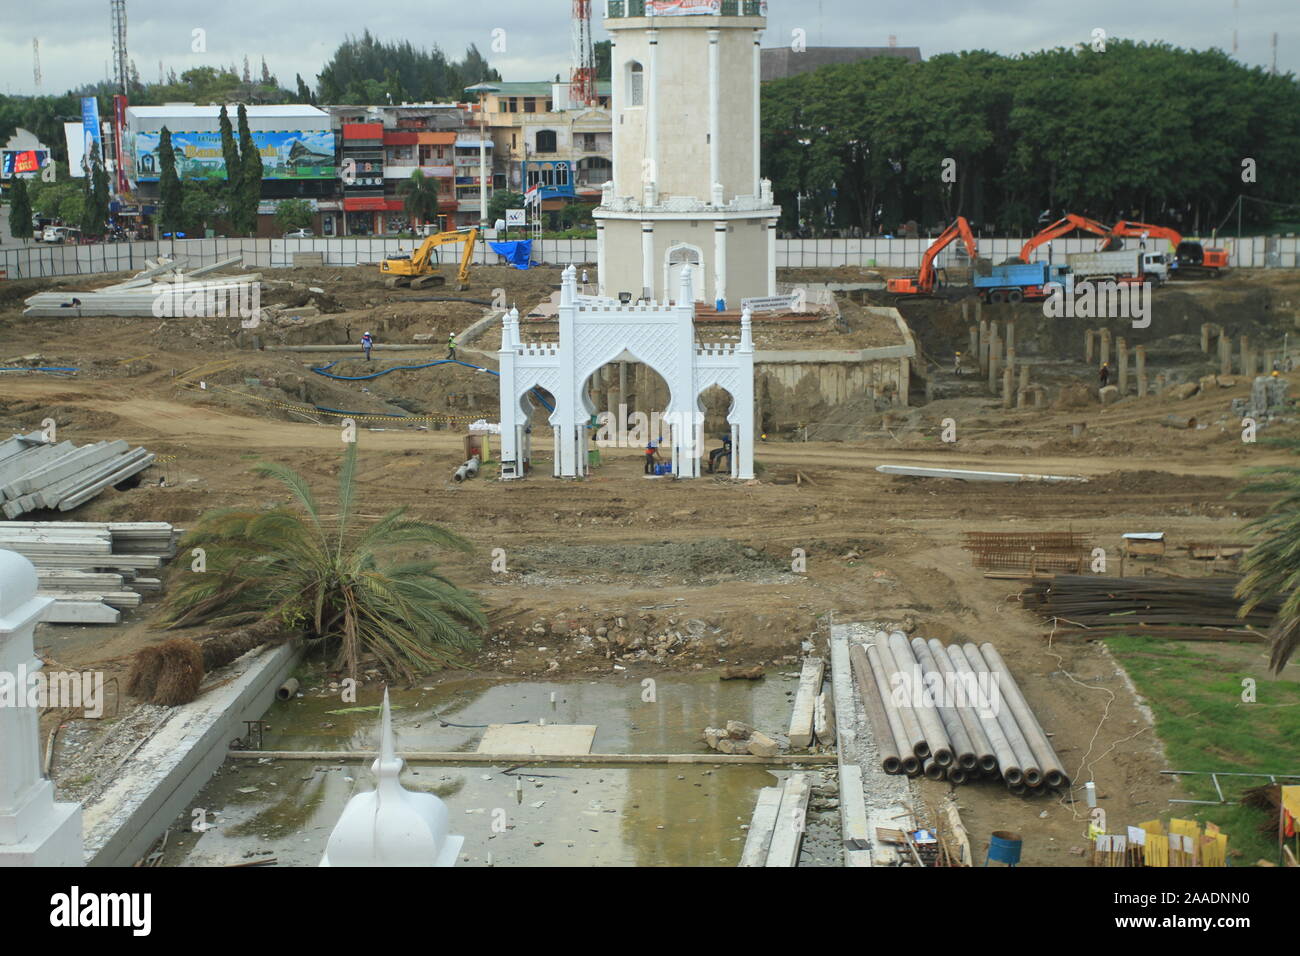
1232, 374, 1291, 421
702, 720, 781, 758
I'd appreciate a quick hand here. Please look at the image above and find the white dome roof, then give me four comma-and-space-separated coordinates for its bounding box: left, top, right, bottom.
321, 690, 463, 867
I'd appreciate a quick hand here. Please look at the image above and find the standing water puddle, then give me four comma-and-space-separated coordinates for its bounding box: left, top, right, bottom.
161, 671, 808, 866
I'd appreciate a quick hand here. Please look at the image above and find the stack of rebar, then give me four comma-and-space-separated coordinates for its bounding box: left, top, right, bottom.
1019, 575, 1276, 636
962, 531, 1091, 573
849, 631, 1071, 795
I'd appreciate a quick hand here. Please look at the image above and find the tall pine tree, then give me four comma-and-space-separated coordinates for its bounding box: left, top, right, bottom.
236, 104, 263, 236
9, 177, 34, 240
218, 105, 242, 227
158, 126, 185, 236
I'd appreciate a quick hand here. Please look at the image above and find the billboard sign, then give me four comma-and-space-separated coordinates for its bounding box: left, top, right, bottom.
647, 0, 722, 14
505, 208, 526, 227
1, 150, 50, 178
132, 129, 336, 182
64, 122, 87, 178
80, 97, 103, 172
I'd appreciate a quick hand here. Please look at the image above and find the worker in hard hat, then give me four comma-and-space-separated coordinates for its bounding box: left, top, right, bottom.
708, 433, 733, 474
954, 351, 964, 377
361, 331, 374, 362
447, 332, 457, 361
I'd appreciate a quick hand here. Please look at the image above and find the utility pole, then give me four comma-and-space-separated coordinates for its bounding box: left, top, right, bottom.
465, 83, 500, 236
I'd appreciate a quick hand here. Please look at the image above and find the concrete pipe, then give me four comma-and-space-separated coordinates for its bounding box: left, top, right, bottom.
889, 632, 952, 766
849, 643, 903, 774
960, 643, 1041, 788
1008, 782, 1027, 797
977, 642, 1072, 790
922, 757, 945, 781
928, 638, 996, 771
945, 644, 1021, 785
275, 678, 300, 701
453, 456, 481, 483
911, 637, 976, 770
873, 635, 929, 760
863, 641, 919, 773
945, 765, 968, 786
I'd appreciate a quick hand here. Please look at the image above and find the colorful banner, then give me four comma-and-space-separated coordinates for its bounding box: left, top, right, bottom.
647, 0, 722, 13
1, 150, 49, 178
132, 129, 336, 182
80, 97, 102, 174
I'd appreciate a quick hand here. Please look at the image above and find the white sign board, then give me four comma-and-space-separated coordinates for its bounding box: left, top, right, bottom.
63, 122, 87, 179
742, 293, 800, 313
506, 208, 526, 227
647, 0, 722, 14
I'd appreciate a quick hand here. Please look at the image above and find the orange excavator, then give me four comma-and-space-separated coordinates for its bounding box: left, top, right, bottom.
1110, 220, 1229, 278
888, 216, 981, 298
1018, 214, 1121, 263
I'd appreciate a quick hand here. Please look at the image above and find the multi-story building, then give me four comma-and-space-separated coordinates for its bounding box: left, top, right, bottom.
329, 104, 469, 234
477, 81, 613, 224
123, 104, 337, 237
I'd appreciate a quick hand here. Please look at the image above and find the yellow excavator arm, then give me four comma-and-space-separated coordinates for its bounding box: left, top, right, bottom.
380, 228, 478, 289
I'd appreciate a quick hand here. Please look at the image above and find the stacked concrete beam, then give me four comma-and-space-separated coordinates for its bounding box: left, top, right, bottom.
21, 256, 261, 318
0, 521, 177, 624
0, 432, 156, 518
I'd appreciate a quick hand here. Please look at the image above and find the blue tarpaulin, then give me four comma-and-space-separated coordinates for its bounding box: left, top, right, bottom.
489, 240, 534, 270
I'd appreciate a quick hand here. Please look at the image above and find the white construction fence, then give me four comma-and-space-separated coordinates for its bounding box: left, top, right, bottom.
1, 234, 1295, 281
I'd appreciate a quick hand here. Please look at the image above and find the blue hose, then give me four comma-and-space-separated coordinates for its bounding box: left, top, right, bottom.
309, 357, 554, 412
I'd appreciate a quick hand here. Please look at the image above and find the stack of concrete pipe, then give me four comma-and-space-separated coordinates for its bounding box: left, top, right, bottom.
849, 630, 1070, 794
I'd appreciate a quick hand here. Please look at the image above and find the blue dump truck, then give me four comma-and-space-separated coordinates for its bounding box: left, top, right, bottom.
973, 261, 1071, 303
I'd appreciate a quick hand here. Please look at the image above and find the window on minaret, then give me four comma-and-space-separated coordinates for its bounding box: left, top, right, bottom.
629, 62, 644, 107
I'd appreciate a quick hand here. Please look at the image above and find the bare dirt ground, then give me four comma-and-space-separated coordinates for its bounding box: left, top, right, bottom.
4, 263, 1299, 865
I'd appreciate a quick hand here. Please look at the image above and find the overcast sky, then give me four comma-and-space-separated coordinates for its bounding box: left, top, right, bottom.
1, 0, 1295, 97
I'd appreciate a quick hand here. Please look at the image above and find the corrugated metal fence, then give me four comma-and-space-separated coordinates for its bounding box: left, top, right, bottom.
2, 235, 1296, 280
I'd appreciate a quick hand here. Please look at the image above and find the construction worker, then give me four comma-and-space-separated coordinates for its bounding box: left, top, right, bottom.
361, 331, 373, 362
708, 433, 732, 474
447, 332, 457, 361
954, 351, 964, 377
644, 438, 661, 475
1099, 362, 1110, 387
581, 268, 590, 293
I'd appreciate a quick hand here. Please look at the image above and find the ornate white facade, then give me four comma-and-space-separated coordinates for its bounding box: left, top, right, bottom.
498, 265, 754, 481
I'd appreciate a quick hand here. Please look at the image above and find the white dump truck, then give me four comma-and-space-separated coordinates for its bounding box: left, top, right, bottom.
1066, 249, 1169, 285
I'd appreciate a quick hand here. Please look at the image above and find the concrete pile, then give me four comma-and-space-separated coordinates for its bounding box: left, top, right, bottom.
21, 255, 262, 319
0, 521, 178, 624
702, 720, 781, 758
0, 431, 156, 518
849, 631, 1070, 795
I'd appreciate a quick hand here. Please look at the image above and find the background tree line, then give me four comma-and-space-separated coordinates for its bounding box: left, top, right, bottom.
762, 41, 1300, 238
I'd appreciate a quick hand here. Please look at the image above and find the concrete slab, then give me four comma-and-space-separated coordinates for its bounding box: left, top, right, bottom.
477, 723, 596, 756
788, 657, 825, 750
765, 773, 811, 867
738, 786, 782, 867
875, 464, 1087, 484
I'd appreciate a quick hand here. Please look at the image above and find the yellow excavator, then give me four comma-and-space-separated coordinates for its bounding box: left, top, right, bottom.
379, 227, 478, 290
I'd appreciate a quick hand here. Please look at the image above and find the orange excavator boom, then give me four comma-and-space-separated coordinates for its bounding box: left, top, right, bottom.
887, 217, 980, 295
1019, 214, 1118, 263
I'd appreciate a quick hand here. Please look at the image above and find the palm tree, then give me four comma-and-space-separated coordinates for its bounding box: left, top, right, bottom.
399, 169, 441, 230
160, 443, 484, 681
1235, 447, 1300, 673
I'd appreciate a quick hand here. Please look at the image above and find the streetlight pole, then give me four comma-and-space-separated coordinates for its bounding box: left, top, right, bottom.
465, 83, 500, 235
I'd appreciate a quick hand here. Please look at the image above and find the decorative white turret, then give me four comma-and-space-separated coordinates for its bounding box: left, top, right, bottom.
594, 1, 780, 306
0, 549, 83, 867
320, 690, 463, 867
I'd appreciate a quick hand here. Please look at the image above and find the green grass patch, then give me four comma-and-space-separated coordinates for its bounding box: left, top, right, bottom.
1104, 635, 1300, 863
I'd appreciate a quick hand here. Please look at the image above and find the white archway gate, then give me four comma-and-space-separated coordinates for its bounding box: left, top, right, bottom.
498, 265, 754, 481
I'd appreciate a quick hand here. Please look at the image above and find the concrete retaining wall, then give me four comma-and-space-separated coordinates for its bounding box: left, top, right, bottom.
81, 641, 302, 867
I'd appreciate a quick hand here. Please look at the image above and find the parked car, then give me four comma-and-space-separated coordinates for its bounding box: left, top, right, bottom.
283, 228, 314, 239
